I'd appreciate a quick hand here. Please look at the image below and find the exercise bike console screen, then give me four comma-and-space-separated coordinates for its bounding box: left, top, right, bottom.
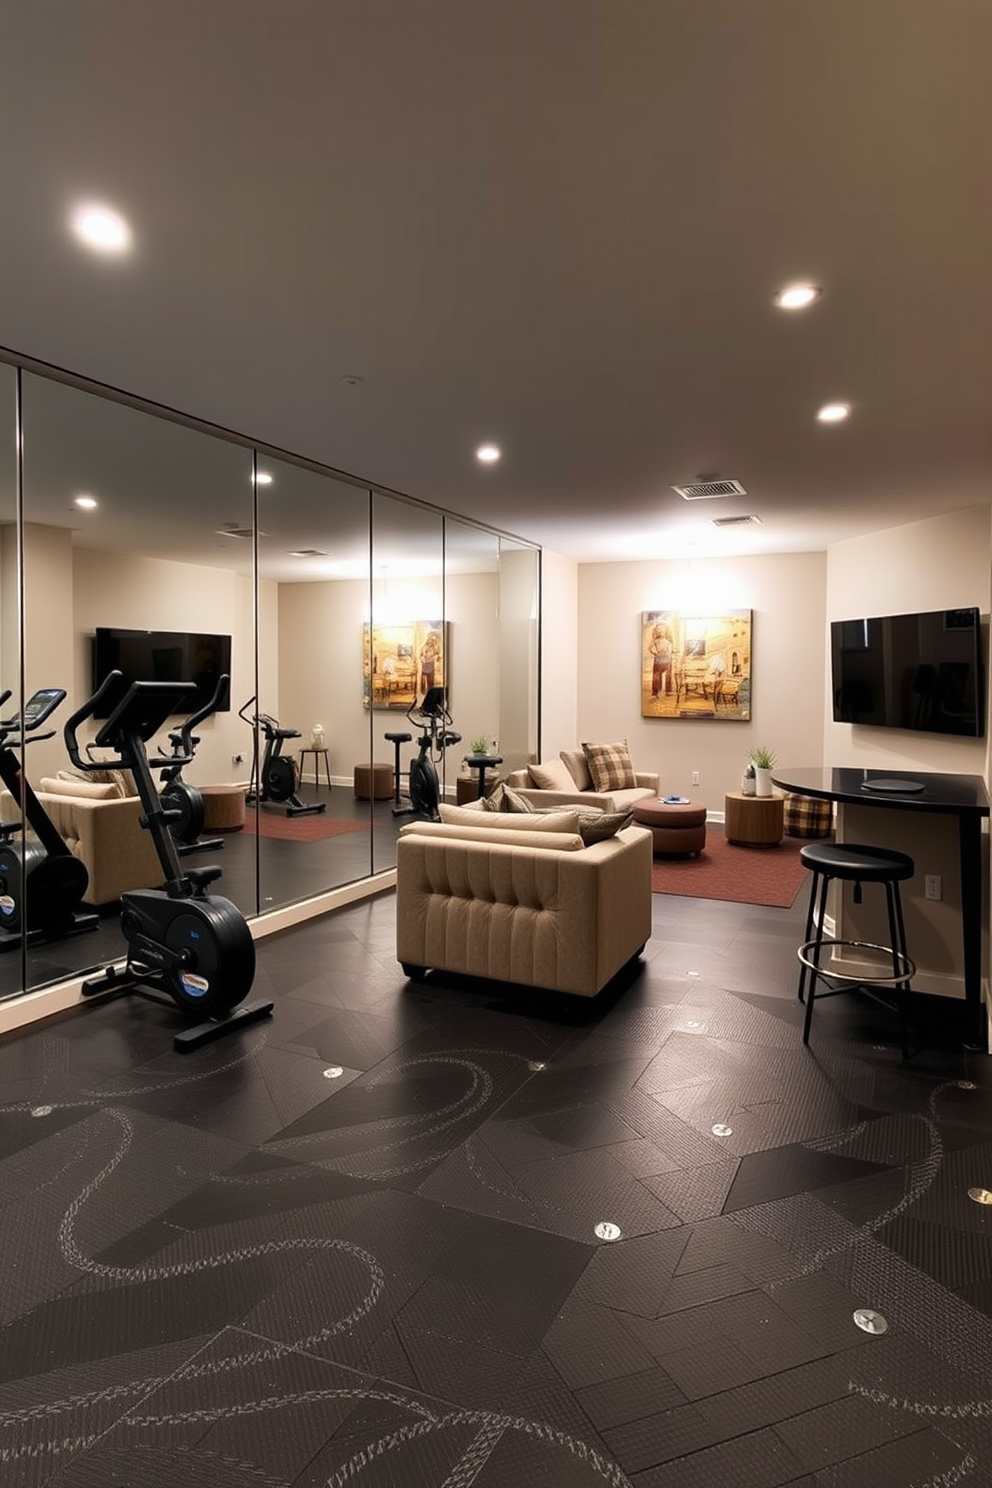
420, 686, 447, 716
1, 687, 67, 733
20, 688, 68, 730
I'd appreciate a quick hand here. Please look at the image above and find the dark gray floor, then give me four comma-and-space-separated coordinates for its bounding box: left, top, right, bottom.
1, 880, 992, 1487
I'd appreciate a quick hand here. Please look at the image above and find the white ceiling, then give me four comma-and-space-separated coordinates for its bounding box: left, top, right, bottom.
1, 0, 990, 564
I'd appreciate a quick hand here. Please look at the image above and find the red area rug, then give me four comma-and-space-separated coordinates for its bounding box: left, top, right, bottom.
242, 812, 370, 843
652, 829, 811, 908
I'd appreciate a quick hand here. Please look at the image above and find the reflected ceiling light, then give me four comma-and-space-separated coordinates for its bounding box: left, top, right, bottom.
476, 444, 501, 464
253, 471, 273, 486
816, 401, 851, 423
774, 282, 822, 310
70, 202, 132, 253
74, 494, 98, 510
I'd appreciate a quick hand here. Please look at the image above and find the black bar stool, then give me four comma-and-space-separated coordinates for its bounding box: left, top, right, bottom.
384, 731, 412, 806
797, 841, 917, 1059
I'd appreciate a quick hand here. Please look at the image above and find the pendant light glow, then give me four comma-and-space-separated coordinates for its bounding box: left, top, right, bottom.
476, 444, 501, 464
816, 402, 851, 423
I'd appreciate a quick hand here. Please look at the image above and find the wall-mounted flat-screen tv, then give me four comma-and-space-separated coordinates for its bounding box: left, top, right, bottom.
830, 606, 984, 737
91, 628, 232, 719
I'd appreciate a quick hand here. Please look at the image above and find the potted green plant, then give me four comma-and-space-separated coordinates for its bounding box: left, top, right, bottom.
749, 745, 776, 797
468, 735, 492, 757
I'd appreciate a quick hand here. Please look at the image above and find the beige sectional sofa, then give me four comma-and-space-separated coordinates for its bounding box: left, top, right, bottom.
395, 802, 653, 997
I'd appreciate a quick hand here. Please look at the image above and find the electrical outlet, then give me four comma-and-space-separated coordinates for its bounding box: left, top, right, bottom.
691, 770, 700, 786
233, 752, 245, 765
925, 874, 942, 901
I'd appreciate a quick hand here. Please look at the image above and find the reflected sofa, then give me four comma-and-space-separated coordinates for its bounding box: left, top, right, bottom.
0, 774, 163, 907
395, 803, 653, 997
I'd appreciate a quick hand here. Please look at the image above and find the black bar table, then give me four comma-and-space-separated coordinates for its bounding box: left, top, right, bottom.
772, 767, 989, 1047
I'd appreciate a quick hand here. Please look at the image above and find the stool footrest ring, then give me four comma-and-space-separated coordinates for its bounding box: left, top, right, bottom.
798, 938, 916, 987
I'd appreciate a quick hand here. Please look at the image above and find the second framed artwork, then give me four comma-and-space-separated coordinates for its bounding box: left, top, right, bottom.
641, 609, 751, 719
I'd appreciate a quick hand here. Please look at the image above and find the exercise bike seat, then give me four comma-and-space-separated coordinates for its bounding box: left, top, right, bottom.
185, 864, 224, 895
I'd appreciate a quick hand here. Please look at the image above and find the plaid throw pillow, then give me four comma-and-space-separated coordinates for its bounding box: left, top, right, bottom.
581, 740, 636, 793
784, 793, 833, 839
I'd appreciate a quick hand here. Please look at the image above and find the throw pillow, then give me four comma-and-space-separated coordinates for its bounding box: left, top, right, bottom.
528, 758, 576, 792
437, 804, 580, 833
481, 781, 535, 814
42, 777, 119, 800
576, 809, 632, 846
58, 766, 135, 798
559, 749, 593, 791
581, 740, 637, 793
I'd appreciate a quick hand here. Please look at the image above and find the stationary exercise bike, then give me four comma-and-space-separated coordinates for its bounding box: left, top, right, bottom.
69, 672, 273, 1052
239, 698, 326, 817
156, 673, 229, 855
0, 687, 98, 948
393, 686, 461, 822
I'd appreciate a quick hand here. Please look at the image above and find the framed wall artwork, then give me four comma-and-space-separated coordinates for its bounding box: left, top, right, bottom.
363, 620, 445, 711
641, 609, 751, 719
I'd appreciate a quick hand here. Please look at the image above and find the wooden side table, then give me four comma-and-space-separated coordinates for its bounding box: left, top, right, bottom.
724, 791, 784, 846
298, 747, 332, 788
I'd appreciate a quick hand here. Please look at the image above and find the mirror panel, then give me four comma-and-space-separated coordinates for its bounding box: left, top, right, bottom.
370, 493, 444, 870
256, 455, 374, 912
19, 372, 258, 992
497, 537, 541, 775
442, 519, 500, 798
0, 363, 22, 1000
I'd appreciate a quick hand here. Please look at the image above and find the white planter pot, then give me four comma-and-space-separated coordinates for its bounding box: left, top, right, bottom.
754, 766, 774, 797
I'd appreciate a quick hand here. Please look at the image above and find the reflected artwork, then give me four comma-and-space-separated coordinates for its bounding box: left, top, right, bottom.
641, 609, 751, 719
363, 620, 445, 711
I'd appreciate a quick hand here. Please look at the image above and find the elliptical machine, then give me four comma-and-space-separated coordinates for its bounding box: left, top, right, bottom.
394, 686, 461, 822
69, 672, 273, 1052
239, 698, 326, 818
156, 673, 230, 855
0, 687, 98, 948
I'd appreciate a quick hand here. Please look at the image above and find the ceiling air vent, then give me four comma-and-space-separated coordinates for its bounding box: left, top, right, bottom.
672, 479, 748, 500
215, 525, 270, 539
712, 514, 762, 528
289, 548, 328, 558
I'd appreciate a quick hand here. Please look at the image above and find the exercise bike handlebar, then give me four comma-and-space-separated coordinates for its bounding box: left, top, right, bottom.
164, 672, 231, 754
63, 671, 125, 771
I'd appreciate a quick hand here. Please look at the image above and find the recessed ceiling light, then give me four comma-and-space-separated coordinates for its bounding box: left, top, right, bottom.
253, 471, 273, 486
476, 444, 501, 464
70, 202, 132, 253
74, 494, 98, 510
816, 402, 851, 423
774, 282, 822, 310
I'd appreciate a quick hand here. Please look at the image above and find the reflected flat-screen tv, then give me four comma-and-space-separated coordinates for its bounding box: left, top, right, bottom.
830, 606, 984, 737
91, 628, 232, 719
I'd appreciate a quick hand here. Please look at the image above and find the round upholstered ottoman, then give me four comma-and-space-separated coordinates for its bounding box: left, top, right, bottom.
631, 798, 707, 857
198, 784, 247, 831
354, 762, 394, 801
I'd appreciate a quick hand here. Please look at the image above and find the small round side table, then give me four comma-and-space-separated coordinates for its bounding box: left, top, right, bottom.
724, 791, 784, 846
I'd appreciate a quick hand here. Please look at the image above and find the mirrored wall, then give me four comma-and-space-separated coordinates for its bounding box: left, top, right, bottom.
0, 357, 540, 1004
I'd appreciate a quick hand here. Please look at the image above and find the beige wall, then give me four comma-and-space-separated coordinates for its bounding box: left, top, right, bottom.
539, 548, 578, 758
575, 552, 827, 802
825, 504, 991, 775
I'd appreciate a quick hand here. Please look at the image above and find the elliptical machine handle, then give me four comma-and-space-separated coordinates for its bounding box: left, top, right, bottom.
63, 670, 124, 771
